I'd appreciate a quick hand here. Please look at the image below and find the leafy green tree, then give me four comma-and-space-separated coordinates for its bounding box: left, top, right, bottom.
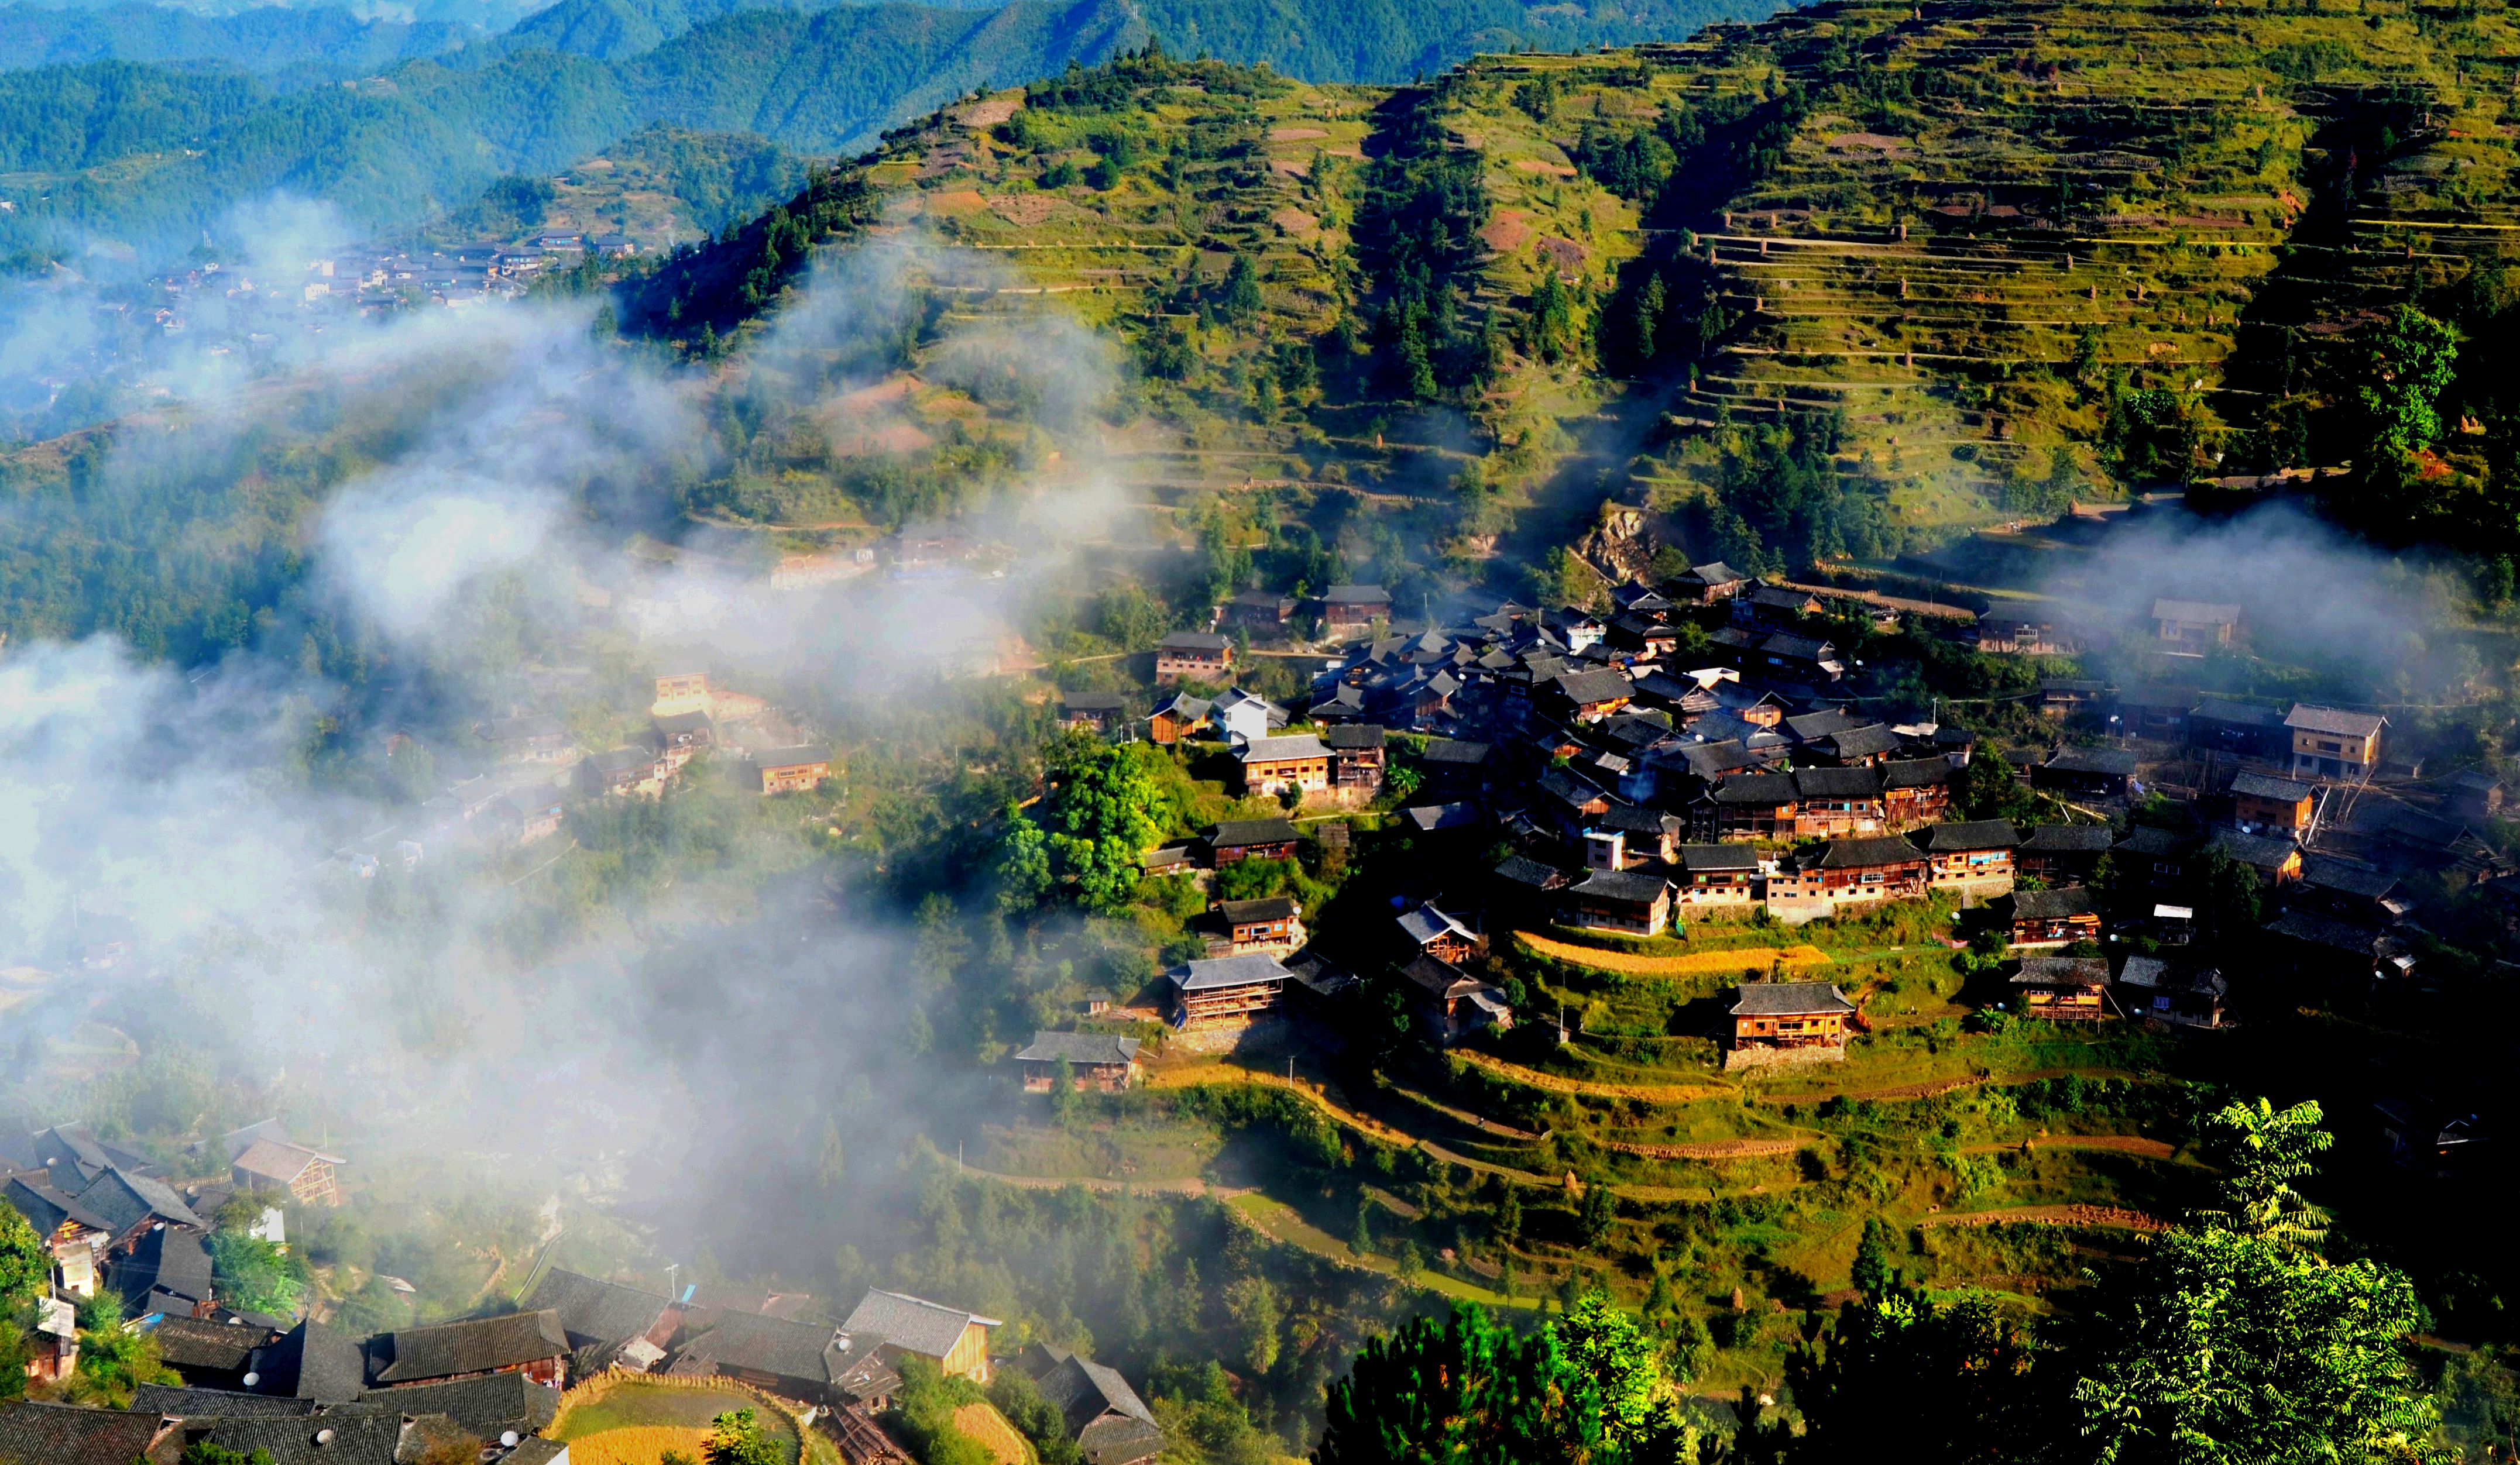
1577, 1177, 1618, 1247
2357, 305, 2460, 461
1850, 1216, 1898, 1300
1318, 1303, 1616, 1464
183, 1443, 279, 1465
1554, 1292, 1664, 1447
71, 1292, 176, 1406
705, 1408, 783, 1465
2072, 1229, 2439, 1464
2195, 1097, 2332, 1247
1224, 1275, 1282, 1375
0, 1201, 45, 1307
1040, 739, 1174, 913
1221, 254, 1264, 325
995, 806, 1053, 912
210, 1230, 309, 1316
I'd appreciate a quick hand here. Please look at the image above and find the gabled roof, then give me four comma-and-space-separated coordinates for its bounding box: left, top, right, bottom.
1170, 954, 1292, 992
2302, 856, 2399, 901
520, 1268, 672, 1350
1537, 766, 1607, 807
2010, 886, 2095, 920
1396, 903, 1477, 947
1678, 562, 1746, 586
1920, 820, 2020, 852
77, 1167, 204, 1236
4, 1175, 109, 1235
1793, 766, 1880, 800
1731, 982, 1854, 1016
1237, 734, 1330, 763
1402, 954, 1488, 999
1059, 691, 1130, 713
1323, 724, 1385, 749
755, 744, 830, 769
1760, 632, 1838, 663
2013, 956, 2109, 985
1493, 854, 1570, 891
2020, 823, 2115, 852
1208, 819, 1300, 847
369, 1310, 568, 1385
2044, 746, 2137, 776
2266, 910, 2383, 954
1568, 869, 1671, 903
367, 1370, 562, 1438
1323, 584, 1392, 606
842, 1289, 1000, 1361
2116, 824, 2186, 859
1819, 835, 1924, 868
119, 1224, 216, 1313
1745, 584, 1818, 610
145, 1315, 265, 1374
1014, 1031, 1144, 1067
1417, 738, 1494, 765
588, 745, 662, 776
1818, 724, 1901, 761
2284, 704, 2386, 738
233, 1139, 340, 1188
2230, 771, 2315, 804
1219, 896, 1298, 924
1404, 800, 1484, 832
2208, 828, 2299, 871
1595, 803, 1680, 837
1156, 631, 1230, 652
1556, 669, 1635, 705
0, 1401, 177, 1465
185, 1412, 416, 1465
2190, 697, 2284, 727
1711, 771, 1798, 806
248, 1319, 369, 1401
1681, 844, 1760, 873
1876, 755, 1958, 790
1784, 710, 1860, 742
679, 1308, 843, 1383
129, 1383, 320, 1418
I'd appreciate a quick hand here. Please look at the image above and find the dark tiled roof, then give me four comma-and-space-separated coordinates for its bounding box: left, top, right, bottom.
2284, 704, 2385, 738
1156, 631, 1230, 651
1877, 756, 1956, 789
1712, 772, 1798, 805
2013, 957, 2109, 985
147, 1313, 259, 1374
370, 1310, 567, 1385
2021, 824, 2114, 852
1417, 738, 1492, 765
129, 1384, 318, 1418
1793, 766, 1879, 800
1920, 820, 2020, 852
184, 1411, 413, 1465
1323, 584, 1391, 606
1556, 669, 1635, 705
248, 1319, 368, 1401
4, 1175, 108, 1236
1731, 982, 1854, 1016
1493, 855, 1570, 890
1014, 1032, 1143, 1066
1170, 954, 1291, 993
1218, 897, 1297, 924
366, 1370, 561, 1436
1209, 819, 1300, 847
1059, 692, 1129, 713
679, 1309, 841, 1383
2010, 887, 2095, 920
2115, 825, 2185, 858
1819, 724, 1901, 760
2267, 910, 2381, 954
1323, 724, 1385, 749
2191, 697, 2283, 727
1681, 845, 1759, 872
1569, 870, 1671, 903
2230, 772, 2314, 803
2044, 747, 2137, 776
756, 744, 831, 770
519, 1268, 671, 1351
0, 1401, 175, 1465
2302, 857, 2398, 900
78, 1168, 204, 1235
2208, 828, 2299, 871
1818, 835, 1924, 868
842, 1289, 995, 1361
1784, 710, 1860, 741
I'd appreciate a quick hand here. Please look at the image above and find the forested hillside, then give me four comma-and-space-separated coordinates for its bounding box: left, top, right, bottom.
0, 0, 1775, 261
0, 2, 478, 79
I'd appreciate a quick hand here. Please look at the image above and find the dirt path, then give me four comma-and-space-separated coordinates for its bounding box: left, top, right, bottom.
1961, 1135, 2178, 1160
1144, 1063, 1422, 1146
1454, 1050, 1734, 1104
1595, 1136, 1809, 1160
1514, 932, 1832, 978
962, 1165, 1248, 1198
1923, 1203, 2164, 1230
1388, 1084, 1548, 1141
1777, 578, 1979, 621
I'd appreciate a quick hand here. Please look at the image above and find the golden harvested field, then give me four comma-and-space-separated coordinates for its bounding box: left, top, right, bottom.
562, 1426, 714, 1465
952, 1402, 1034, 1465
1513, 933, 1833, 976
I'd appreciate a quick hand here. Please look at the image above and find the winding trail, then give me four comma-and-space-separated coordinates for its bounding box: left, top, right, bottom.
1454, 1049, 1734, 1103
1922, 1203, 2164, 1230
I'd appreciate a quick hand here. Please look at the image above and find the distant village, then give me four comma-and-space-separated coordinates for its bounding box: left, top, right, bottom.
1030, 568, 2511, 1085
0, 1119, 1157, 1465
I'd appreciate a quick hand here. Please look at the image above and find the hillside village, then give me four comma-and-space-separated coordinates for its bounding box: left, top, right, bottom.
0, 1115, 1158, 1465
1025, 552, 2507, 1078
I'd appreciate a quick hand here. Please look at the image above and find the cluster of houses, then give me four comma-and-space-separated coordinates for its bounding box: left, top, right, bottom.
3, 1225, 1164, 1465
1029, 568, 2512, 1072
0, 1119, 344, 1388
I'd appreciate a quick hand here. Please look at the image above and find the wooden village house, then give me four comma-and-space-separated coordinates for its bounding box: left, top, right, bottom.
1564, 870, 1674, 936
753, 746, 832, 795
1149, 693, 1211, 745
1395, 903, 1482, 964
1676, 845, 1760, 912
1206, 819, 1301, 866
1727, 982, 1857, 1068
1920, 820, 2019, 893
841, 1290, 1001, 1384
1319, 584, 1392, 629
230, 1138, 344, 1208
1401, 955, 1513, 1045
1235, 735, 1332, 797
1166, 954, 1292, 1027
1012, 1032, 1143, 1092
2007, 886, 2102, 945
2013, 956, 2109, 1020
369, 1310, 571, 1388
2017, 824, 2114, 883
2229, 771, 2316, 837
2285, 704, 2386, 782
1323, 724, 1387, 793
1154, 632, 1232, 685
2152, 598, 2241, 653
1213, 896, 1304, 955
